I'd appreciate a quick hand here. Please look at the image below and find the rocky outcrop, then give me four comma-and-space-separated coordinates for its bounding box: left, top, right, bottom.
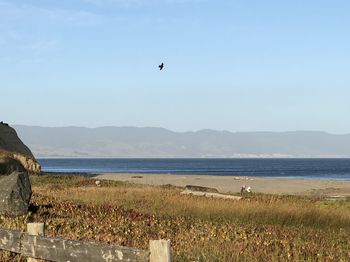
2, 152, 41, 174
0, 171, 32, 216
0, 123, 41, 174
0, 156, 25, 175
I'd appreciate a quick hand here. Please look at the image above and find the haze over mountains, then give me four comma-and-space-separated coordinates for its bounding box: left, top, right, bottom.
13, 125, 350, 158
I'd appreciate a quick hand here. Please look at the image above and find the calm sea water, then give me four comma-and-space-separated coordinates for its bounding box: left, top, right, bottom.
39, 158, 350, 180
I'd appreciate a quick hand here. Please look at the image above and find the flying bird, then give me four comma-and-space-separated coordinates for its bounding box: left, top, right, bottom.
158, 63, 164, 70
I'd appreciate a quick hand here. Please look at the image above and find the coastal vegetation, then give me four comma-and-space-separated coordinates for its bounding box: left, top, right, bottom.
1, 175, 350, 261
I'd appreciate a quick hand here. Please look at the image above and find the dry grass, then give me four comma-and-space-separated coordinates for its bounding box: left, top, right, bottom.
1, 175, 350, 261
33, 176, 350, 229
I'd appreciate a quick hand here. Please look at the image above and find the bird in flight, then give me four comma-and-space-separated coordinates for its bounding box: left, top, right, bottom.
158, 63, 164, 70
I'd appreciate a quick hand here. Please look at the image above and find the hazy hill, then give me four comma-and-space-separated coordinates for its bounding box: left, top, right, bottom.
13, 125, 350, 158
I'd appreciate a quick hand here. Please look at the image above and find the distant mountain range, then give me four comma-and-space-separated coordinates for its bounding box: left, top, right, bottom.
13, 125, 350, 158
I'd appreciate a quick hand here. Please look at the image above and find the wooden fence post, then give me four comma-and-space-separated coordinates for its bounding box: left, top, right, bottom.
27, 223, 45, 262
149, 240, 171, 262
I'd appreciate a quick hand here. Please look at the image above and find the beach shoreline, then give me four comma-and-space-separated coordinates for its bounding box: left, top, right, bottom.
94, 173, 350, 197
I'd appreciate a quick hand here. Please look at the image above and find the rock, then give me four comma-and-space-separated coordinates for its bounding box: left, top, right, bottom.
0, 123, 41, 174
185, 185, 219, 193
8, 152, 41, 174
181, 189, 242, 200
0, 156, 26, 175
0, 124, 34, 157
0, 171, 32, 216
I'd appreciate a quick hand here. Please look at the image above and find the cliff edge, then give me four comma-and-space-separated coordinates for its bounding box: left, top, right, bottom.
0, 122, 41, 174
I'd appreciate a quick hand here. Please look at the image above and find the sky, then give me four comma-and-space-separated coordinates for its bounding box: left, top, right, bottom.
1, 0, 350, 133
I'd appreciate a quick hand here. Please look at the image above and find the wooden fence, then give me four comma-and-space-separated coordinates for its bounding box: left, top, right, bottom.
0, 223, 171, 262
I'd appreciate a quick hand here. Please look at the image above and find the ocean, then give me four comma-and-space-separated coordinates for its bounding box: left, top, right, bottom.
39, 158, 350, 180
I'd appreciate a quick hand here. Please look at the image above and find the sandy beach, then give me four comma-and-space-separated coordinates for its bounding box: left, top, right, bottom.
95, 173, 350, 197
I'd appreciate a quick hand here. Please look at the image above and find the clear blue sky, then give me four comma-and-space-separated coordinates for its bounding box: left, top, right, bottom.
1, 0, 349, 133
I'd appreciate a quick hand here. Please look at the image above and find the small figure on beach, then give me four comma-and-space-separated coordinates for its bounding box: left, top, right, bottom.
241, 185, 252, 194
240, 185, 246, 194
158, 63, 164, 70
246, 186, 252, 193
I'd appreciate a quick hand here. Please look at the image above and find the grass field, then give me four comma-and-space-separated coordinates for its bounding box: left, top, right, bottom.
1, 175, 350, 261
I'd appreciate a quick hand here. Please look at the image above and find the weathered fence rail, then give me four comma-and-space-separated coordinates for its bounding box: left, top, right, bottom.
0, 223, 171, 262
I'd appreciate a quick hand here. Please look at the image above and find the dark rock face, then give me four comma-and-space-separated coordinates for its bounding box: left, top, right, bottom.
0, 156, 26, 175
0, 172, 32, 216
0, 123, 41, 174
0, 123, 34, 157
